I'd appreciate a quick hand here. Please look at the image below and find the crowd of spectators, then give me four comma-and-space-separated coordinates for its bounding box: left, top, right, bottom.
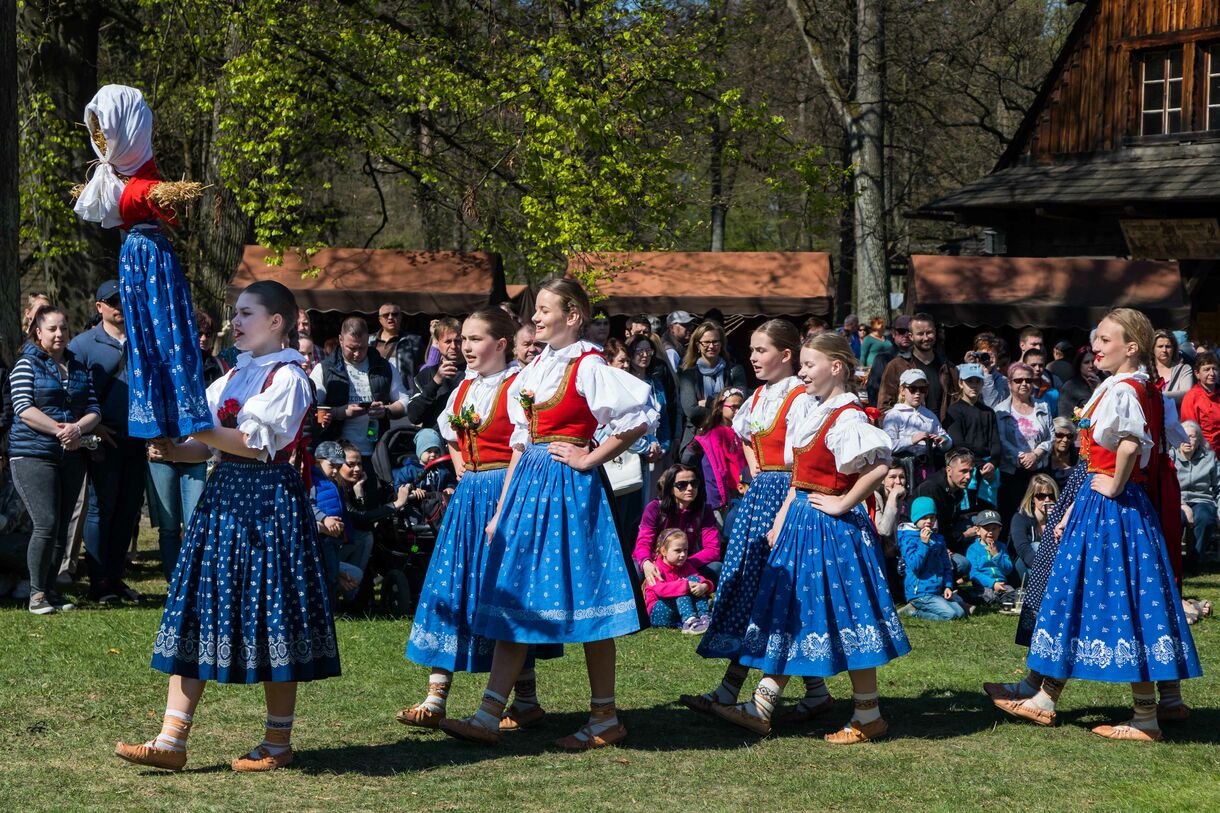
1, 288, 1216, 626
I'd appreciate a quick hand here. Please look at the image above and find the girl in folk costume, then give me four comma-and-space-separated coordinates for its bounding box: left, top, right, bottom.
398, 309, 559, 731
682, 320, 834, 724
115, 282, 339, 772
711, 333, 908, 742
993, 309, 1201, 742
72, 85, 211, 438
440, 279, 658, 750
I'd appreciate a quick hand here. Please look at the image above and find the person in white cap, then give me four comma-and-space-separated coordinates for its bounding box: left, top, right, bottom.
882, 369, 952, 485
661, 311, 698, 371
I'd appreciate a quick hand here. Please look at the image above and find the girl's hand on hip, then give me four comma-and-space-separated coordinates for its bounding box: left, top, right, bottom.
549, 442, 592, 471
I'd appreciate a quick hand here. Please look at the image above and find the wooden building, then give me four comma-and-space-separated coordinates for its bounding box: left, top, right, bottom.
917, 0, 1219, 334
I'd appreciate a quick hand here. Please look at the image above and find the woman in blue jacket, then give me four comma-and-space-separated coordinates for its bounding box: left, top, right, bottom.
8, 307, 101, 614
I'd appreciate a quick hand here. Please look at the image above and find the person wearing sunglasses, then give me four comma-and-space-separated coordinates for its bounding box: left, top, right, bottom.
369, 302, 425, 383
633, 464, 723, 587
1173, 420, 1220, 575
1008, 474, 1060, 581
1047, 417, 1078, 491
882, 369, 951, 488
994, 361, 1054, 523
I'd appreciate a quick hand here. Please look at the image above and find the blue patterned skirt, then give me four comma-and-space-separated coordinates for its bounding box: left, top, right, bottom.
738, 499, 910, 677
472, 443, 645, 644
407, 468, 563, 671
120, 227, 212, 439
1027, 476, 1202, 683
697, 470, 790, 661
1016, 461, 1087, 647
151, 461, 340, 683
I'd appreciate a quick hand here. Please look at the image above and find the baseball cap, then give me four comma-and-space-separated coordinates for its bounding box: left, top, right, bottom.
899, 369, 928, 388
892, 315, 913, 331
973, 509, 1003, 528
910, 497, 937, 524
957, 363, 985, 381
96, 280, 120, 302
314, 441, 345, 466
667, 310, 698, 326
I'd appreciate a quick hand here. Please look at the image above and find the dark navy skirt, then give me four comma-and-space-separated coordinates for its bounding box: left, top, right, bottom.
698, 470, 790, 661
151, 461, 340, 683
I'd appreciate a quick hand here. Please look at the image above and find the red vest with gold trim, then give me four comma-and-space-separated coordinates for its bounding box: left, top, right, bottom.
1082, 379, 1151, 485
451, 372, 518, 471
528, 351, 601, 445
791, 402, 866, 495
751, 386, 805, 471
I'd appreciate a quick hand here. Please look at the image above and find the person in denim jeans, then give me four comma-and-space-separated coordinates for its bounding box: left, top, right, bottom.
898, 496, 969, 620
8, 307, 102, 614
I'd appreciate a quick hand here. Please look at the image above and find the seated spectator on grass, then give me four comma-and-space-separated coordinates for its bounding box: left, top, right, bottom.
683, 386, 747, 512
873, 463, 911, 604
965, 509, 1016, 606
914, 448, 992, 579
634, 464, 722, 583
1047, 417, 1078, 490
334, 440, 412, 596
310, 441, 358, 595
1175, 420, 1220, 573
643, 528, 713, 633
1008, 473, 1059, 581
898, 496, 969, 620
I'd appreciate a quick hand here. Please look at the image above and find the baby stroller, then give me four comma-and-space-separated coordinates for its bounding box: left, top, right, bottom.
356, 426, 455, 617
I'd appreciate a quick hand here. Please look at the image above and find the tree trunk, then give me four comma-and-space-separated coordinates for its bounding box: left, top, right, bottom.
709, 113, 726, 252
852, 0, 889, 319
187, 23, 252, 320
1, 0, 19, 364
19, 0, 116, 331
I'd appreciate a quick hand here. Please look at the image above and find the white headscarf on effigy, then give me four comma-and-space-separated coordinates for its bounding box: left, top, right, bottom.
72, 84, 154, 229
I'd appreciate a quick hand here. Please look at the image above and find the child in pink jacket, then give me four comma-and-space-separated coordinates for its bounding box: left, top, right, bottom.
644, 529, 714, 634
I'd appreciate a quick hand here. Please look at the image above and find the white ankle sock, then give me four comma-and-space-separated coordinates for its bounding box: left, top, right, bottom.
742, 678, 782, 722
851, 691, 881, 725
149, 709, 192, 752
573, 696, 618, 742
420, 674, 452, 713
471, 689, 507, 731
794, 676, 830, 710
1130, 689, 1160, 732
253, 714, 293, 758
707, 662, 749, 704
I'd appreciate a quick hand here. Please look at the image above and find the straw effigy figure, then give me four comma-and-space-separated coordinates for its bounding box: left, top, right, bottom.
72, 84, 212, 439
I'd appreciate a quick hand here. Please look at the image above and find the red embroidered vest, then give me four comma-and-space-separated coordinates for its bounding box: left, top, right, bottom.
451, 372, 517, 471
219, 361, 311, 464
528, 351, 601, 445
751, 386, 805, 471
791, 402, 866, 495
1082, 378, 1151, 484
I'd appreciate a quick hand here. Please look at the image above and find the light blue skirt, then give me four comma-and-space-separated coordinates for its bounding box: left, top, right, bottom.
738, 499, 910, 677
473, 443, 644, 644
697, 470, 790, 660
120, 227, 212, 438
406, 467, 562, 671
1027, 476, 1202, 683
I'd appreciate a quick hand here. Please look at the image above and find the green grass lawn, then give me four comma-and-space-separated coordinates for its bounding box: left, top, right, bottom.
2, 543, 1218, 813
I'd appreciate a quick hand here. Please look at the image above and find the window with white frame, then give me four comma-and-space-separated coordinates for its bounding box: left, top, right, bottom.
1208, 44, 1220, 130
1139, 48, 1184, 136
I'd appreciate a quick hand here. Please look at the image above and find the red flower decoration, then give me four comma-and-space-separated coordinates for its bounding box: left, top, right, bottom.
864, 406, 883, 426
217, 398, 242, 428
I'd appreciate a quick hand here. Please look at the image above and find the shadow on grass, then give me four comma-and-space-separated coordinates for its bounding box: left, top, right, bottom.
292, 688, 1007, 775
1051, 704, 1220, 745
